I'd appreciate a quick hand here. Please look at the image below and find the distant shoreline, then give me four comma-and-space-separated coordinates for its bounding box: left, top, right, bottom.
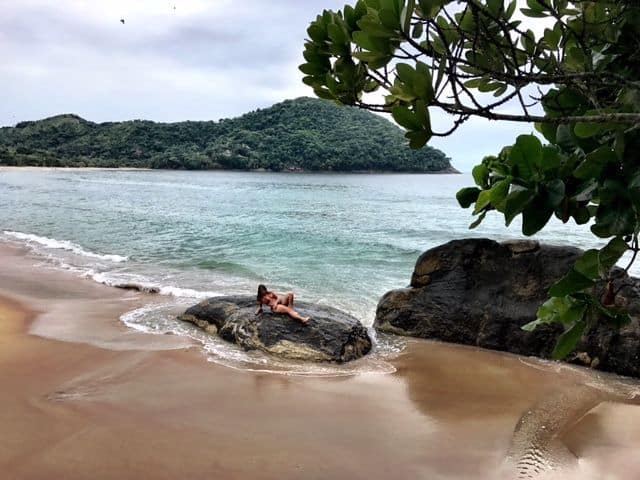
0, 166, 151, 172
0, 165, 460, 174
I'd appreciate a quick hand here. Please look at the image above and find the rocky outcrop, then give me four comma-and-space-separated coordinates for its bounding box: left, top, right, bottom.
113, 282, 160, 294
375, 238, 640, 378
179, 296, 372, 362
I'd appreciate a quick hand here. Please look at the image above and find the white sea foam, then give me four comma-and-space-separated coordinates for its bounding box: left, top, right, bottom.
82, 269, 220, 299
2, 232, 220, 300
3, 231, 128, 262
157, 285, 221, 299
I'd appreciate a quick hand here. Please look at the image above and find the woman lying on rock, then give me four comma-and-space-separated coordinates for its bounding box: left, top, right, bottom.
255, 284, 310, 324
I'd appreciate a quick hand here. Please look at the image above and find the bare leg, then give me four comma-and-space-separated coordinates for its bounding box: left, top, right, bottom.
283, 292, 294, 307
273, 304, 309, 324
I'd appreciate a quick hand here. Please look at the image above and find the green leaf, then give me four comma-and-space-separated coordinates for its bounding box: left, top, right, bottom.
526, 0, 545, 12
540, 146, 562, 171
473, 189, 493, 214
405, 130, 430, 149
402, 0, 415, 32
392, 106, 422, 131
464, 78, 482, 89
456, 187, 481, 208
299, 63, 328, 76
522, 319, 543, 332
574, 122, 602, 138
487, 0, 501, 16
552, 320, 586, 360
543, 27, 560, 49
352, 31, 391, 53
544, 179, 565, 208
414, 61, 434, 102
469, 211, 486, 229
509, 145, 531, 179
307, 24, 327, 42
490, 178, 511, 208
555, 124, 575, 150
459, 9, 475, 32
598, 237, 628, 275
472, 164, 489, 188
379, 8, 401, 30
521, 8, 548, 18
353, 51, 390, 68
515, 134, 543, 171
357, 15, 395, 37
574, 249, 600, 280
504, 188, 535, 225
535, 122, 557, 144
417, 0, 441, 18
412, 22, 424, 38
313, 88, 335, 100
522, 200, 553, 236
327, 23, 348, 45
493, 84, 508, 97
576, 147, 617, 180
414, 99, 431, 128
434, 57, 446, 91
537, 296, 587, 326
521, 29, 537, 54
592, 205, 636, 237
549, 269, 595, 296
396, 63, 415, 86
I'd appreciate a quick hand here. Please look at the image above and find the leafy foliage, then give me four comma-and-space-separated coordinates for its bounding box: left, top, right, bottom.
301, 0, 640, 358
0, 98, 452, 173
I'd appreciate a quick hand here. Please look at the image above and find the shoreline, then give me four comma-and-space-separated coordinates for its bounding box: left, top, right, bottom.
0, 166, 151, 172
0, 165, 461, 174
1, 245, 640, 478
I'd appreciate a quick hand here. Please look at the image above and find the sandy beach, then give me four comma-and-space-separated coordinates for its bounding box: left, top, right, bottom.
2, 244, 640, 479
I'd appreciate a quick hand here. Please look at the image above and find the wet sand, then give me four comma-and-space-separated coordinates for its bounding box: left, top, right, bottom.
2, 244, 640, 479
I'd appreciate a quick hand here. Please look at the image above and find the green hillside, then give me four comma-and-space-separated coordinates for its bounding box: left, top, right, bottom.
0, 97, 454, 172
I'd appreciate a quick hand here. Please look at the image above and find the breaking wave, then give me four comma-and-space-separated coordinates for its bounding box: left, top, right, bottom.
3, 230, 128, 263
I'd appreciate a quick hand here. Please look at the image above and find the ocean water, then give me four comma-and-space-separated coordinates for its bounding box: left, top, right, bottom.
0, 169, 628, 372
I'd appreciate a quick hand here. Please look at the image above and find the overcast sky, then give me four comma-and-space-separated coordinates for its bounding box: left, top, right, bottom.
1, 0, 537, 171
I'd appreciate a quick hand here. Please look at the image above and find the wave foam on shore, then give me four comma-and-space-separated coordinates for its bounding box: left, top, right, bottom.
4, 230, 128, 263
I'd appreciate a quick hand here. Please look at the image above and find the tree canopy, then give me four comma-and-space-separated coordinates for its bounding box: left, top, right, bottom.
0, 97, 453, 173
301, 0, 640, 357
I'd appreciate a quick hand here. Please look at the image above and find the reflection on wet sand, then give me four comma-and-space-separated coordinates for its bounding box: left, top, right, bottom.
393, 339, 640, 479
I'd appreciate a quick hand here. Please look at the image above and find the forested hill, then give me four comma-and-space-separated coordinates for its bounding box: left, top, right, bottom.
0, 97, 455, 172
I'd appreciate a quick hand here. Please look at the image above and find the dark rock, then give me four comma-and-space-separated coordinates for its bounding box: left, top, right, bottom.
113, 282, 160, 294
178, 296, 372, 362
375, 238, 640, 378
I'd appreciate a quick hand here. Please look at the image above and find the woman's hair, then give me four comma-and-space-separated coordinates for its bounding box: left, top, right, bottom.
257, 284, 268, 301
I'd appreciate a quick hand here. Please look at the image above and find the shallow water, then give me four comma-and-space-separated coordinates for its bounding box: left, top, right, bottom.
1, 169, 638, 372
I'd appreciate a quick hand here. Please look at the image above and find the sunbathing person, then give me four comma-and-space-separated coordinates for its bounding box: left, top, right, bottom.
255, 284, 310, 324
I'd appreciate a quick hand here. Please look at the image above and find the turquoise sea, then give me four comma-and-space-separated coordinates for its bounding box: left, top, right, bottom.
0, 169, 623, 372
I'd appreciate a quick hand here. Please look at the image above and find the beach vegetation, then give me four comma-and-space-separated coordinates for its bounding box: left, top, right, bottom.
0, 97, 452, 173
301, 0, 640, 357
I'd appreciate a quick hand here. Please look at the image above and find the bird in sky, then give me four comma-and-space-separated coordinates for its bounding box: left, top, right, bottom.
120, 18, 125, 24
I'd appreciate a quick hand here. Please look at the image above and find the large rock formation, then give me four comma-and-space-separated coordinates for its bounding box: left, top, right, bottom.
179, 296, 372, 362
375, 238, 640, 378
